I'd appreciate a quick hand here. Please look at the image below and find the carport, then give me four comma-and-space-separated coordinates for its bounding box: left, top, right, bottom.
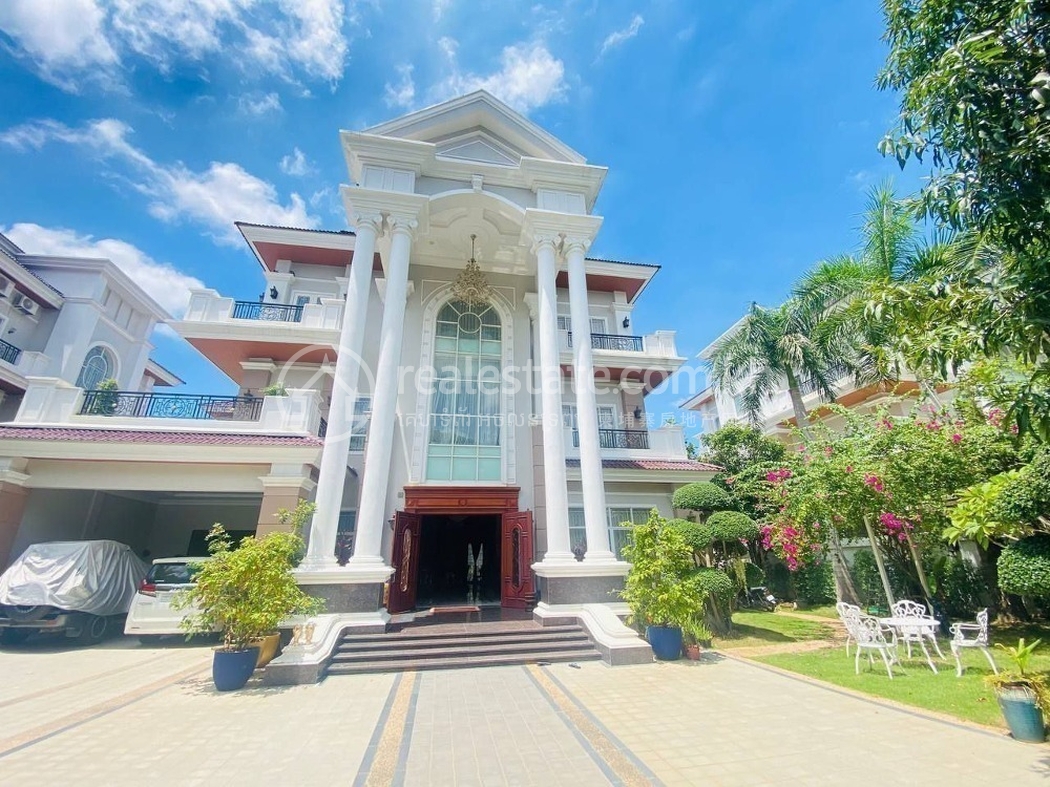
0, 426, 322, 569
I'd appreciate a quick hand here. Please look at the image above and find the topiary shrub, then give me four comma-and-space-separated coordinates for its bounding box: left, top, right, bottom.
998, 534, 1050, 599
706, 510, 759, 543
666, 518, 714, 553
672, 482, 733, 514
692, 567, 735, 634
793, 560, 836, 605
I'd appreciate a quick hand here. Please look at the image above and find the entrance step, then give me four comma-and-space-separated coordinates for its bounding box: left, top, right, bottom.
324, 621, 601, 676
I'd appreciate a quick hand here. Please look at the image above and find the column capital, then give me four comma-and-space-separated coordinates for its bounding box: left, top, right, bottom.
387, 212, 419, 239
348, 210, 384, 235
529, 232, 561, 256
523, 292, 539, 320
562, 235, 592, 256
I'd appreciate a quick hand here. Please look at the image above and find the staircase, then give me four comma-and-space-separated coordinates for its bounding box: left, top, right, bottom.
325, 619, 602, 676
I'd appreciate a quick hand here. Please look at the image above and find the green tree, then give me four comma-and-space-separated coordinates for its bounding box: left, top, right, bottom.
876, 0, 1050, 440
698, 422, 787, 476
707, 300, 846, 430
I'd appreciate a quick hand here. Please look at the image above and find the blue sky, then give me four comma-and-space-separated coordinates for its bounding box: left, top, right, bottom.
0, 0, 920, 435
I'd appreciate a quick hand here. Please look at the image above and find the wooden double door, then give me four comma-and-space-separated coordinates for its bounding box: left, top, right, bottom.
387, 510, 534, 613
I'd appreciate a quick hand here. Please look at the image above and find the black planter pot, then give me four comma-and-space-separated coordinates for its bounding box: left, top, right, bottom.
212, 647, 260, 692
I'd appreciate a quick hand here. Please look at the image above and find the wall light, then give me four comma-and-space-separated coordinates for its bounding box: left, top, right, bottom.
622, 316, 630, 329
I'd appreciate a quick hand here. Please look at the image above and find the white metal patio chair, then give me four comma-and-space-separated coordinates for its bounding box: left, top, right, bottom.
836, 602, 862, 656
854, 615, 899, 679
892, 599, 945, 672
949, 608, 999, 678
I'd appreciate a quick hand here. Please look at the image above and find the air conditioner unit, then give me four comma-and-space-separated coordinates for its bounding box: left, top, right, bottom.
13, 293, 39, 316
0, 277, 12, 298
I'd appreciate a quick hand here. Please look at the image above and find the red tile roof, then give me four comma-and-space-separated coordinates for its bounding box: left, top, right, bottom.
0, 426, 323, 447
566, 458, 720, 472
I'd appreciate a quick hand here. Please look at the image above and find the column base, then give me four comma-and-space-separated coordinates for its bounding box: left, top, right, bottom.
262, 611, 390, 686
294, 564, 394, 614
533, 560, 630, 606
533, 602, 652, 666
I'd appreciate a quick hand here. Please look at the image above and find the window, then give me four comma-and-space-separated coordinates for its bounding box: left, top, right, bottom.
733, 394, 748, 416
563, 404, 617, 430
567, 506, 649, 559
76, 346, 115, 390
425, 300, 503, 481
557, 315, 608, 335
349, 397, 371, 452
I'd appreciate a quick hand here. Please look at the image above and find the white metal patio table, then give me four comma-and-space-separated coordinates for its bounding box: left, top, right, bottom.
879, 616, 942, 673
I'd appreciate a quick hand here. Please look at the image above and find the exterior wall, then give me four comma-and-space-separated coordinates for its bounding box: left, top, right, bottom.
0, 481, 29, 569
257, 481, 314, 538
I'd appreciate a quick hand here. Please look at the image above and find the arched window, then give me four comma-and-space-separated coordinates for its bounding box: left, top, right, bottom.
426, 299, 502, 481
76, 346, 115, 390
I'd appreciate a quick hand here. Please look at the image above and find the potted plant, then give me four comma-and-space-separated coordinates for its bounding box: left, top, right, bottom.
620, 511, 707, 661
682, 616, 713, 660
175, 506, 323, 691
987, 638, 1049, 743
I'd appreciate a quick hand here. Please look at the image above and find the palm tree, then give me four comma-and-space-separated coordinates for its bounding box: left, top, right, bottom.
707, 299, 846, 433
792, 184, 958, 395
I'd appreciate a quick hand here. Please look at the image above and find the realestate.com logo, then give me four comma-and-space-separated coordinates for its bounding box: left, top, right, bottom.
268, 344, 711, 441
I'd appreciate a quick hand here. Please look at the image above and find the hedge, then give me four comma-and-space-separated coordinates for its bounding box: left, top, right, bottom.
672, 482, 733, 513
998, 534, 1050, 598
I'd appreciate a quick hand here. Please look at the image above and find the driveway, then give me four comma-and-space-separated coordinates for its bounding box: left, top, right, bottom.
0, 641, 1046, 785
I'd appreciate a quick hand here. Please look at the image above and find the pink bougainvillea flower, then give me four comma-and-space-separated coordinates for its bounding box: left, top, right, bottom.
951, 433, 962, 444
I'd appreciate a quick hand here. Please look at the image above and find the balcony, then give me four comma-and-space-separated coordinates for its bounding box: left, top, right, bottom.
15, 378, 323, 436
79, 390, 264, 421
170, 288, 345, 382
567, 333, 644, 352
564, 423, 688, 460
230, 301, 304, 323
572, 428, 650, 450
0, 339, 22, 366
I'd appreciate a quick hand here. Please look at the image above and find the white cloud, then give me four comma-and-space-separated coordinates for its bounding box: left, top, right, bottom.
383, 64, 416, 109
3, 222, 204, 317
0, 0, 352, 91
1, 118, 318, 245
434, 40, 567, 114
599, 14, 644, 56
238, 91, 283, 116
0, 0, 118, 89
279, 147, 313, 176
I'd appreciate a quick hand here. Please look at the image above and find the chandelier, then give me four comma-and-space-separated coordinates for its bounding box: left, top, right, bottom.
451, 234, 494, 307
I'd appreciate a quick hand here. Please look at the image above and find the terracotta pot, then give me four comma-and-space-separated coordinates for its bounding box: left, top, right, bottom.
252, 633, 281, 668
684, 644, 702, 661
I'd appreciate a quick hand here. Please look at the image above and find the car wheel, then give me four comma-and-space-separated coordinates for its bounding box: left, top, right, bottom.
0, 629, 31, 646
4, 605, 53, 623
74, 615, 108, 646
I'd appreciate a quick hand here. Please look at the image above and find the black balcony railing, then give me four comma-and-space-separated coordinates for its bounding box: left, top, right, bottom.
231, 301, 303, 322
79, 390, 264, 420
567, 332, 644, 352
0, 339, 21, 366
572, 428, 650, 450
316, 417, 368, 450
318, 417, 328, 438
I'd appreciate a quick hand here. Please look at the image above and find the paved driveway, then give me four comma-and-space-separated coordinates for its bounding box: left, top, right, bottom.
0, 640, 1047, 785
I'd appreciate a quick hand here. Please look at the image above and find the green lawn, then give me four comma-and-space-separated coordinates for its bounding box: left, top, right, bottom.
714, 610, 836, 650
753, 623, 1050, 728
794, 604, 840, 619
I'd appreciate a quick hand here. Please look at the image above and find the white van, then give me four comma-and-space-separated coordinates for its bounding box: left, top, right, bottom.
124, 557, 211, 642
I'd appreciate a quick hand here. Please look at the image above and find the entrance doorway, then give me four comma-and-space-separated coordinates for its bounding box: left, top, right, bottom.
417, 515, 500, 607
387, 487, 534, 614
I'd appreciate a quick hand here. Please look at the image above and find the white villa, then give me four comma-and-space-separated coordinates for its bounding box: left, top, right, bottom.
0, 91, 715, 676
683, 315, 934, 442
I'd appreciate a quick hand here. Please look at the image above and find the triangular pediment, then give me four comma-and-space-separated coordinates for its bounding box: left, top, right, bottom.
435, 132, 521, 167
365, 90, 585, 164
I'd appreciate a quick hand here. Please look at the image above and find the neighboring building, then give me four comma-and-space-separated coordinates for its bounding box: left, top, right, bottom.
0, 91, 715, 646
0, 234, 179, 422
682, 316, 931, 443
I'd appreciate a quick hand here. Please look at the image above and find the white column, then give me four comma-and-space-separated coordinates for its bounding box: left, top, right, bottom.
301, 213, 382, 569
348, 213, 416, 568
565, 237, 616, 562
533, 234, 575, 565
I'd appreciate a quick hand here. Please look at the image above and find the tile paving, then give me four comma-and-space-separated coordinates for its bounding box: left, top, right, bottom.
1, 636, 1049, 786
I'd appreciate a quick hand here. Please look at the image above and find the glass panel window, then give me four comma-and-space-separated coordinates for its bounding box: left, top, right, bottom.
426, 300, 503, 481
336, 511, 356, 563
590, 317, 607, 334
598, 406, 616, 428
569, 506, 649, 560
568, 508, 586, 559
350, 397, 371, 451
76, 346, 115, 390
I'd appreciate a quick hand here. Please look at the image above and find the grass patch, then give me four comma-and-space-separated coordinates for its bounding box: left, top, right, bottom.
795, 604, 840, 619
753, 622, 1050, 728
714, 610, 836, 650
